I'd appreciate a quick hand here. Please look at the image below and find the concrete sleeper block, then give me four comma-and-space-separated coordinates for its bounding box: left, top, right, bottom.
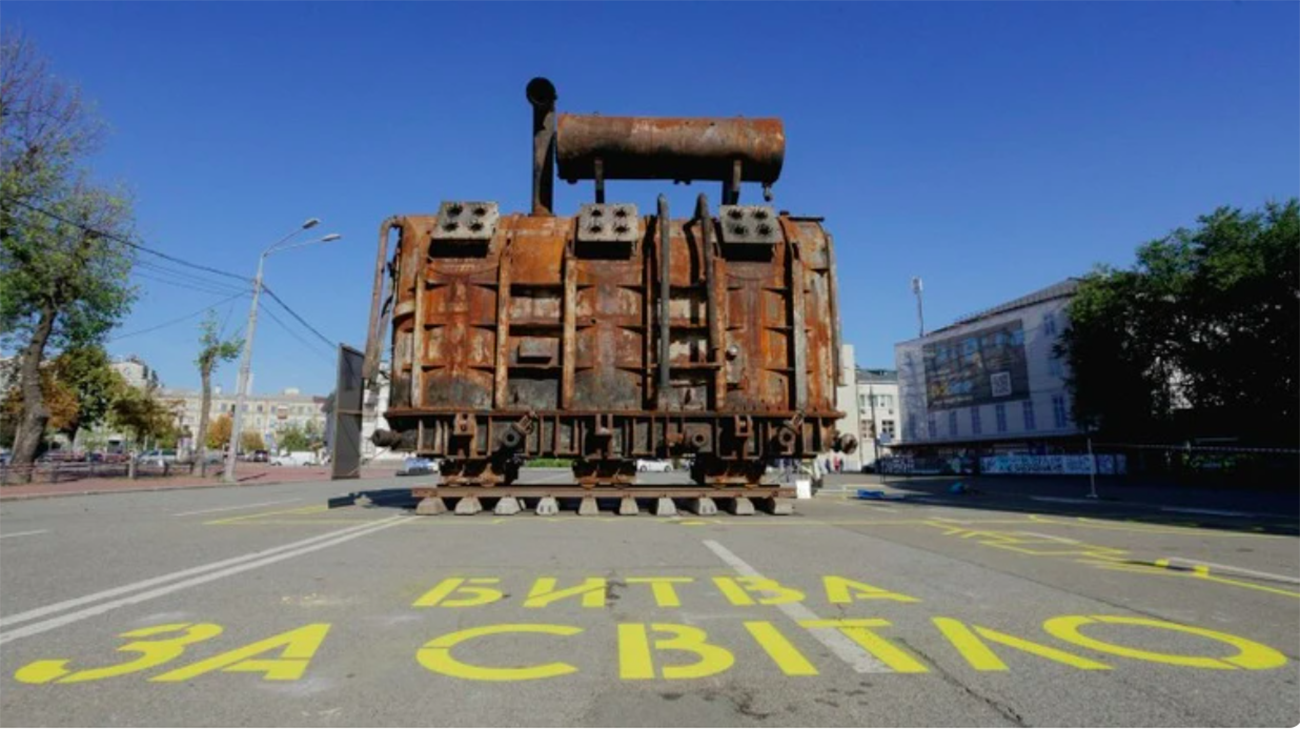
535, 496, 560, 516
493, 496, 522, 515
728, 496, 756, 515
618, 496, 639, 516
654, 497, 678, 517
687, 497, 717, 516
415, 497, 448, 515
454, 496, 483, 515
578, 496, 600, 516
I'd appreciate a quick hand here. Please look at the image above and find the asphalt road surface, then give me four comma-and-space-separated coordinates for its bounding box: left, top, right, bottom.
1, 469, 1297, 726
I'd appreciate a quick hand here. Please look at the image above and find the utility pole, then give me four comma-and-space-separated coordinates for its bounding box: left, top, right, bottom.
911, 276, 925, 338
868, 383, 880, 468
223, 220, 341, 483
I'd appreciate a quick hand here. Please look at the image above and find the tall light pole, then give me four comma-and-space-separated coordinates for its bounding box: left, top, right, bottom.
911, 276, 925, 338
223, 220, 342, 483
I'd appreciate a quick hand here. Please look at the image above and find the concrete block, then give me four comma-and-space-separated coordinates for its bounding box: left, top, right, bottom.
686, 497, 717, 516
493, 496, 522, 515
618, 496, 639, 516
728, 496, 756, 515
654, 497, 678, 517
415, 497, 447, 515
454, 496, 483, 515
578, 496, 600, 516
760, 497, 794, 515
536, 496, 560, 516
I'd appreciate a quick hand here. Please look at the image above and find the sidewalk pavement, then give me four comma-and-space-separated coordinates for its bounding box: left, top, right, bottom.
0, 464, 396, 501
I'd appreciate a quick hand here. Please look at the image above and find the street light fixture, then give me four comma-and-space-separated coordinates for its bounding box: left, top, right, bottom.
222, 224, 344, 483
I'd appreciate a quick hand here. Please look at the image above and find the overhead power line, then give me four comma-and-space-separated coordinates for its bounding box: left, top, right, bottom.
260, 284, 337, 351
108, 291, 248, 342
3, 196, 251, 284
132, 270, 249, 298
133, 258, 250, 295
257, 300, 334, 365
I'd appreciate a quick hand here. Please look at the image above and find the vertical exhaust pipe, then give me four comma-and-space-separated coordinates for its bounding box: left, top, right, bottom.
527, 77, 557, 216
657, 194, 671, 409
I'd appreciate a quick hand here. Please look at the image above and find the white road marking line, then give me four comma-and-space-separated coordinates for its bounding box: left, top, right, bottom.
1159, 507, 1253, 517
1160, 557, 1300, 585
0, 515, 413, 645
0, 530, 48, 540
0, 517, 393, 629
172, 498, 302, 517
701, 539, 892, 673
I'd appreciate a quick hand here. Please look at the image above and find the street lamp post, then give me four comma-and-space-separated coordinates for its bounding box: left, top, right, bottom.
911, 277, 925, 338
222, 220, 342, 483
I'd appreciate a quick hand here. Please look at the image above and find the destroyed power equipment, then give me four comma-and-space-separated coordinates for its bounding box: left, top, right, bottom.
362, 77, 854, 510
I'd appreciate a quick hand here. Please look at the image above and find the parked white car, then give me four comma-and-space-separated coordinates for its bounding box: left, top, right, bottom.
137, 449, 179, 467
635, 459, 673, 473
271, 451, 317, 467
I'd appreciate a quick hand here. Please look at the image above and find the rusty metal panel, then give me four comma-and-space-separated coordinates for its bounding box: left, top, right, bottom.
573, 258, 644, 410
366, 77, 848, 489
556, 115, 785, 184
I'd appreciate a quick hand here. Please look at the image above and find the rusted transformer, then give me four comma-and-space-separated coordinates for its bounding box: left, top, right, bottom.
364, 77, 855, 490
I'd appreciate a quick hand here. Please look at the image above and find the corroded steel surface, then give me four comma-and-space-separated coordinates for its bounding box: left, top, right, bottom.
363, 77, 843, 491
556, 115, 785, 184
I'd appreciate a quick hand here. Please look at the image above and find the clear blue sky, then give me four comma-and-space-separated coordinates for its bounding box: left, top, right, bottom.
8, 2, 1298, 396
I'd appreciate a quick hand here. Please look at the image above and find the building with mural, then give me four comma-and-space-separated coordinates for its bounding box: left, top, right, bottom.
893, 279, 1086, 467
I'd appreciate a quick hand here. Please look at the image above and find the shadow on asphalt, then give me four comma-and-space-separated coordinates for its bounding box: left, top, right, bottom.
833, 475, 1300, 536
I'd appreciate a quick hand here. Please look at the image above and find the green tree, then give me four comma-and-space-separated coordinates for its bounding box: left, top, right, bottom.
1, 32, 137, 475
194, 312, 242, 475
207, 413, 232, 450
49, 345, 121, 445
275, 423, 321, 452
240, 431, 265, 453
1058, 200, 1299, 445
108, 385, 174, 449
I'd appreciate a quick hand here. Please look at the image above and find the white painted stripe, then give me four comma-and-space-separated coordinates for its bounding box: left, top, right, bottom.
1161, 557, 1300, 585
1159, 507, 1253, 517
172, 498, 301, 517
0, 530, 48, 540
702, 539, 891, 673
0, 515, 412, 645
0, 517, 392, 629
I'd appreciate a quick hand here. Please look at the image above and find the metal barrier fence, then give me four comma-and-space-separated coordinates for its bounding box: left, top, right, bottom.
0, 461, 197, 487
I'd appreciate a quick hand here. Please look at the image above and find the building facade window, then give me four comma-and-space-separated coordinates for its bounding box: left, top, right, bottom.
971, 407, 982, 435
1052, 394, 1069, 429
1022, 400, 1037, 431
1049, 356, 1063, 377
908, 420, 919, 441
1043, 312, 1057, 337
927, 414, 937, 439
995, 403, 1007, 434
880, 420, 896, 439
947, 410, 958, 438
